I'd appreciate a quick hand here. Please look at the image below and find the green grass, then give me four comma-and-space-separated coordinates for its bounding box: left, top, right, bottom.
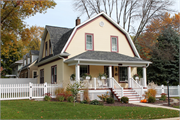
1, 100, 179, 119
173, 106, 180, 109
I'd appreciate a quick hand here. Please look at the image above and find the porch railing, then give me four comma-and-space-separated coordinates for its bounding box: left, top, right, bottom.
70, 78, 111, 89
110, 77, 123, 98
131, 78, 143, 97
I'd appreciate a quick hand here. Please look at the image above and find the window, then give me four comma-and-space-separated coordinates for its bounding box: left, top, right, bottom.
33, 71, 37, 78
80, 65, 89, 77
85, 33, 94, 50
49, 40, 51, 55
119, 67, 128, 82
40, 69, 44, 84
111, 36, 118, 52
51, 66, 57, 84
25, 72, 28, 78
45, 42, 47, 56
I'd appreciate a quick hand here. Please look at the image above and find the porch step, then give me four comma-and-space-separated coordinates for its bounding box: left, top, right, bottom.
110, 88, 141, 103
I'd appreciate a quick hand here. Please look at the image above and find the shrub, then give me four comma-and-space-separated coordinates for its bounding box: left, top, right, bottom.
145, 89, 157, 99
106, 97, 114, 104
90, 99, 99, 105
148, 96, 156, 103
44, 95, 51, 101
67, 96, 74, 103
121, 97, 129, 103
97, 92, 110, 102
83, 88, 90, 102
59, 96, 65, 102
159, 93, 167, 101
80, 100, 88, 104
44, 93, 51, 101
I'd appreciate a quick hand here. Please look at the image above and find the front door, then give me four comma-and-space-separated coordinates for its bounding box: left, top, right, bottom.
119, 67, 128, 82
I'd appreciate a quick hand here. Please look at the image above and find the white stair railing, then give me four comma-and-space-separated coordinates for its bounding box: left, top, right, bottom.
108, 77, 123, 98
131, 78, 143, 97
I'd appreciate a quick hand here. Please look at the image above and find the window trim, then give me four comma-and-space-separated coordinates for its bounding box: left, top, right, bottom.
110, 36, 119, 52
49, 40, 51, 55
40, 69, 44, 84
85, 33, 94, 51
51, 65, 57, 84
45, 42, 48, 57
32, 70, 37, 78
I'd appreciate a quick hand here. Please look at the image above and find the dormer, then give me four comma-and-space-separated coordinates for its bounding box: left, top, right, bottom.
23, 55, 26, 66
30, 50, 39, 63
26, 53, 30, 65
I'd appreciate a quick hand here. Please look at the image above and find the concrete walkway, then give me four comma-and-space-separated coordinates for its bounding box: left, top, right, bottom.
131, 102, 180, 120
132, 102, 180, 111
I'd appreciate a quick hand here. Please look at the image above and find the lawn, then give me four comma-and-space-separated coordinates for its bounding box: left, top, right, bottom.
1, 100, 179, 119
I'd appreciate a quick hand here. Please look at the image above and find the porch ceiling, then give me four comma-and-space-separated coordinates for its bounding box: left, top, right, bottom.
65, 51, 152, 67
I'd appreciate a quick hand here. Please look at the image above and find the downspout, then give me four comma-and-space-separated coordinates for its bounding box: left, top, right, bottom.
146, 63, 150, 68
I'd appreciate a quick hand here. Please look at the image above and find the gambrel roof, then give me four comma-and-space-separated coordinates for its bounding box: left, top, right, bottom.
38, 12, 141, 64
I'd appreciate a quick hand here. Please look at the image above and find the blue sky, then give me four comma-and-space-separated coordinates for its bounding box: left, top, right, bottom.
24, 0, 180, 30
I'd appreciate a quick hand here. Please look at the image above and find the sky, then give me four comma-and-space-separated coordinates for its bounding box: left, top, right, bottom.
24, 0, 180, 30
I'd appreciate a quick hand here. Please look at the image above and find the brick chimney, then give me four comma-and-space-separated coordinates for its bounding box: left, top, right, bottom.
76, 17, 81, 26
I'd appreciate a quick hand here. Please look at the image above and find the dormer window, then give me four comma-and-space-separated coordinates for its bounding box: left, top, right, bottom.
111, 36, 118, 52
85, 33, 94, 51
49, 40, 51, 55
45, 42, 47, 56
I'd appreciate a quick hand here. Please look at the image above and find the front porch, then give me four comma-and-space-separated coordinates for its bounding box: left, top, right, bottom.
65, 51, 151, 102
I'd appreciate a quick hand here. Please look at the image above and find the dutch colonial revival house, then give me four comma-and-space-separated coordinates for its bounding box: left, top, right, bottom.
35, 12, 151, 102
19, 50, 39, 78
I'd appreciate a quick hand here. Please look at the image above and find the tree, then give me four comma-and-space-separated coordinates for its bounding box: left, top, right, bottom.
73, 0, 173, 42
147, 26, 179, 85
137, 12, 180, 60
21, 26, 44, 52
67, 82, 83, 106
1, 0, 56, 76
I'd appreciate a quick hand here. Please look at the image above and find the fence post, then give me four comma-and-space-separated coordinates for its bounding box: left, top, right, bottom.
178, 85, 180, 97
94, 78, 96, 90
162, 85, 164, 94
29, 82, 32, 100
44, 82, 47, 96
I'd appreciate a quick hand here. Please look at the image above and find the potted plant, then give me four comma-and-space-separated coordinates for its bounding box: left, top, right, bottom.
98, 73, 108, 80
133, 74, 139, 80
82, 73, 92, 80
70, 74, 75, 81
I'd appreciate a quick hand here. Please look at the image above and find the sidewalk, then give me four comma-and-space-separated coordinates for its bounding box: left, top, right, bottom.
131, 102, 180, 120
132, 102, 180, 111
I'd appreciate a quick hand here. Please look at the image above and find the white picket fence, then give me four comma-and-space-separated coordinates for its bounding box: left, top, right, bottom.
148, 85, 180, 97
0, 82, 62, 100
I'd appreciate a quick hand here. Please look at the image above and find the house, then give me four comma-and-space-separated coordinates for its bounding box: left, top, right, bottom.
35, 12, 151, 102
9, 59, 23, 77
19, 50, 39, 78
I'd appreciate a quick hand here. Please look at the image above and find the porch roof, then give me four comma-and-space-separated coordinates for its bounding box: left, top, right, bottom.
65, 51, 151, 65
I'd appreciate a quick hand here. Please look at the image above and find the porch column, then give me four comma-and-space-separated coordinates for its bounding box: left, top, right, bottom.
128, 66, 131, 88
143, 66, 147, 88
108, 66, 112, 78
75, 64, 80, 82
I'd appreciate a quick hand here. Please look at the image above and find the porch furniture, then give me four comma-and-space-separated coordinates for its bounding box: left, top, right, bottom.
98, 80, 103, 87
103, 79, 107, 87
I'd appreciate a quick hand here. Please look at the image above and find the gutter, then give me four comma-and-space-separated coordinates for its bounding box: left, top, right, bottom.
65, 59, 152, 64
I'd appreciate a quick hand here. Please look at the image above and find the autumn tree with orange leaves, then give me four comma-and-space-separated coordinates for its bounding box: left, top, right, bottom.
137, 12, 180, 60
1, 0, 56, 76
